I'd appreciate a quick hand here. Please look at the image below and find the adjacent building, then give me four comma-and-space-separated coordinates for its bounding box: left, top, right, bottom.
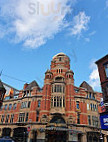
96, 54, 108, 131
0, 80, 6, 108
0, 53, 107, 142
96, 54, 108, 109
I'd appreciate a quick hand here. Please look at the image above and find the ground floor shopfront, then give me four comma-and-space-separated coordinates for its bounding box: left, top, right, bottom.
0, 124, 108, 142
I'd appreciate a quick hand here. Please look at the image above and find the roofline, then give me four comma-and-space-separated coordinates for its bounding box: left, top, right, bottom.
2, 82, 19, 92
52, 52, 70, 61
95, 54, 108, 64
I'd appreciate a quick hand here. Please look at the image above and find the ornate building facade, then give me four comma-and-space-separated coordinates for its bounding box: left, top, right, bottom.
0, 53, 107, 142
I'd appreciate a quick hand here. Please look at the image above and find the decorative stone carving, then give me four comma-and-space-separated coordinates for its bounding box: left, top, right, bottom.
67, 115, 76, 124
41, 115, 48, 123
67, 115, 73, 124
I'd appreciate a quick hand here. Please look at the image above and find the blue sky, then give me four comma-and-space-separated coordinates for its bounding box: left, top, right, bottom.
0, 0, 108, 91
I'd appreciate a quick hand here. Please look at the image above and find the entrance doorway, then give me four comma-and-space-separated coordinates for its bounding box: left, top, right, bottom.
13, 127, 28, 142
46, 130, 67, 142
87, 132, 103, 142
2, 128, 11, 137
46, 114, 67, 142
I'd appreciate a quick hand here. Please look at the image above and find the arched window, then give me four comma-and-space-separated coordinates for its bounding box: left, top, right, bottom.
50, 116, 66, 124
4, 104, 8, 110
13, 103, 17, 110
9, 104, 12, 110
55, 76, 64, 81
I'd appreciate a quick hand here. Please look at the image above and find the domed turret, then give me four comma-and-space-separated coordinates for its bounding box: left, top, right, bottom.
51, 53, 70, 70
45, 69, 53, 80
66, 70, 74, 79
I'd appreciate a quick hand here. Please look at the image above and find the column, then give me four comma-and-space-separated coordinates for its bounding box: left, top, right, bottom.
27, 132, 31, 142
0, 128, 2, 137
37, 131, 45, 142
68, 131, 78, 142
10, 129, 13, 137
104, 135, 107, 142
81, 133, 87, 142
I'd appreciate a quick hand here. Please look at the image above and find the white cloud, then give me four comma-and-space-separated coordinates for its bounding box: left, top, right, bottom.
0, 0, 77, 49
88, 60, 101, 91
0, 1, 91, 49
85, 37, 90, 42
89, 31, 96, 36
70, 11, 90, 36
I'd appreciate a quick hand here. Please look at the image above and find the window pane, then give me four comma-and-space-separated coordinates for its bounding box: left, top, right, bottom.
51, 97, 53, 107
9, 104, 12, 110
13, 103, 17, 110
105, 64, 108, 77
28, 101, 31, 108
89, 93, 92, 99
87, 104, 89, 110
76, 101, 79, 109
57, 97, 59, 107
60, 97, 62, 107
88, 115, 91, 125
63, 97, 65, 107
5, 104, 8, 110
77, 113, 80, 124
38, 100, 41, 107
54, 97, 56, 107
25, 113, 29, 122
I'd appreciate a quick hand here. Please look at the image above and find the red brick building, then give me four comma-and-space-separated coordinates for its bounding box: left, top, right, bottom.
0, 53, 107, 142
96, 55, 108, 108
0, 80, 6, 108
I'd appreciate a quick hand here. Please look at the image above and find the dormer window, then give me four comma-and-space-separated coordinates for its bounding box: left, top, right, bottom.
75, 89, 79, 93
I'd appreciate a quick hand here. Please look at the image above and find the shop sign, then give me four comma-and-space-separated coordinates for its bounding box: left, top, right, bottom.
100, 113, 108, 130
